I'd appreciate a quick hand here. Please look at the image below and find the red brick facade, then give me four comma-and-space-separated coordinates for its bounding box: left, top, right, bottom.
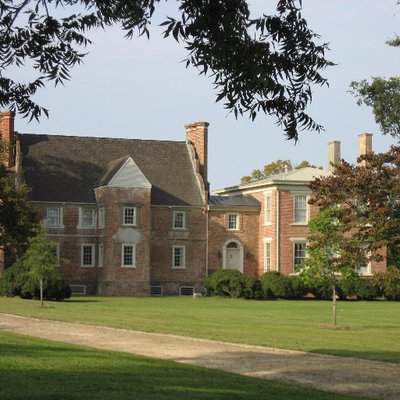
1, 113, 387, 295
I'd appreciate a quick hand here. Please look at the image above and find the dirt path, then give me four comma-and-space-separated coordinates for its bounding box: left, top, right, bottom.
1, 313, 399, 400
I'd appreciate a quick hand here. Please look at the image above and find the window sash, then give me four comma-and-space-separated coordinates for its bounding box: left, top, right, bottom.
173, 246, 185, 268
293, 242, 307, 271
173, 211, 185, 229
47, 208, 60, 226
98, 207, 105, 229
82, 208, 95, 227
264, 242, 271, 272
264, 195, 272, 224
294, 195, 307, 223
123, 207, 136, 225
228, 214, 238, 230
82, 245, 94, 267
122, 244, 135, 267
98, 244, 104, 268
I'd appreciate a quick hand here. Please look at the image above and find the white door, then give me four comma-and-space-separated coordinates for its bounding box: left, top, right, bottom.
225, 242, 243, 272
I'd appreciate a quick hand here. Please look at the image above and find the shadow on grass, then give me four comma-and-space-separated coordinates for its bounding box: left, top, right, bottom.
0, 336, 364, 400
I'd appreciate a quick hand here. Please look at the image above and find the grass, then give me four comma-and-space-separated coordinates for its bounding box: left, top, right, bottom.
0, 296, 399, 362
0, 331, 369, 400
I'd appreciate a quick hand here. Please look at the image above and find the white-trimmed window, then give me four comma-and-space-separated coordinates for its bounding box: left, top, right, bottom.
172, 246, 186, 269
123, 207, 137, 226
294, 195, 308, 224
227, 213, 239, 230
98, 207, 105, 229
81, 244, 95, 267
122, 244, 136, 268
50, 242, 60, 266
293, 241, 307, 272
80, 208, 96, 229
47, 207, 62, 226
173, 211, 186, 230
264, 194, 272, 225
263, 238, 272, 272
98, 244, 104, 268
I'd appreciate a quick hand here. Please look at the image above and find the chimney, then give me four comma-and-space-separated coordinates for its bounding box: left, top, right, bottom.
327, 141, 341, 172
185, 121, 209, 188
358, 133, 372, 167
0, 111, 15, 167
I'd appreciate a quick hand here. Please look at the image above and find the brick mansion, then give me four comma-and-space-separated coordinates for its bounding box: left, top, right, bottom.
0, 112, 386, 295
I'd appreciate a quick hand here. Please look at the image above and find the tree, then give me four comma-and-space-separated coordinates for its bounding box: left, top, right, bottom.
0, 0, 333, 141
349, 77, 400, 138
309, 147, 400, 266
0, 151, 37, 258
16, 227, 60, 306
301, 208, 364, 326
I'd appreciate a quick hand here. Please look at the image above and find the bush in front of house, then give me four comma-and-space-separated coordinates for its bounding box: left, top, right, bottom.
354, 278, 380, 300
205, 269, 245, 298
243, 276, 264, 300
290, 275, 308, 299
0, 259, 71, 301
261, 271, 293, 299
373, 268, 400, 301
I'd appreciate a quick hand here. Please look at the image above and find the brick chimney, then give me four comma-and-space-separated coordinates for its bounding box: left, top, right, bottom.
358, 133, 372, 167
185, 121, 209, 188
327, 141, 341, 172
0, 111, 15, 167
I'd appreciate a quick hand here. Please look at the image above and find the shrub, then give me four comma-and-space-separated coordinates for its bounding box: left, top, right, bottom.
339, 275, 358, 299
373, 268, 400, 301
354, 279, 379, 300
205, 269, 245, 298
243, 276, 264, 300
308, 277, 344, 300
261, 271, 293, 299
290, 275, 308, 299
0, 260, 71, 301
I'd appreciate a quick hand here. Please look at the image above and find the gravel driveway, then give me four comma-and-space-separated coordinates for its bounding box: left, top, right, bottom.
1, 313, 399, 400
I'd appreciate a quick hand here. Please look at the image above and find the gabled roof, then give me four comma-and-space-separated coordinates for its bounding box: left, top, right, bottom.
214, 167, 332, 195
19, 134, 203, 206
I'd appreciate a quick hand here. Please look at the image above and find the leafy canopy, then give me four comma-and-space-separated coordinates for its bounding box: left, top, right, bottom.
0, 0, 333, 141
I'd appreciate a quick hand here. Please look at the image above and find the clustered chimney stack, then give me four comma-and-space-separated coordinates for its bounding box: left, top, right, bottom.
0, 111, 15, 167
327, 141, 341, 172
185, 121, 209, 188
358, 133, 373, 167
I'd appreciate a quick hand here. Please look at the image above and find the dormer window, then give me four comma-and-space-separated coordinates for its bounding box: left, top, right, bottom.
123, 207, 137, 226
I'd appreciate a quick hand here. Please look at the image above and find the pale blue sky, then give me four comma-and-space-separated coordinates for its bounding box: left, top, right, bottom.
12, 1, 400, 189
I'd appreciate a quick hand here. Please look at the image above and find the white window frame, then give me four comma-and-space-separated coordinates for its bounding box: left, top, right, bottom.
81, 244, 95, 267
98, 207, 105, 229
80, 208, 96, 229
291, 239, 307, 272
264, 193, 272, 225
173, 211, 186, 230
122, 243, 136, 268
47, 207, 62, 227
293, 194, 309, 224
123, 207, 137, 226
263, 238, 272, 272
227, 213, 239, 230
172, 245, 186, 269
98, 243, 104, 268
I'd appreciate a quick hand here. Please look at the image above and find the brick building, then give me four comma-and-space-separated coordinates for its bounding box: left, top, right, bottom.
0, 112, 386, 295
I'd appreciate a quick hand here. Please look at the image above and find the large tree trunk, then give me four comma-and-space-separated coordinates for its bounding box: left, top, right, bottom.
332, 283, 337, 327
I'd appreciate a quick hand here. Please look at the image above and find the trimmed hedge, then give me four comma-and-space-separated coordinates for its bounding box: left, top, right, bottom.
205, 269, 245, 298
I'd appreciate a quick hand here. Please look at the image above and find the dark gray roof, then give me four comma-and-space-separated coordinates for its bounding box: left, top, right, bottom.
19, 134, 204, 206
209, 195, 260, 207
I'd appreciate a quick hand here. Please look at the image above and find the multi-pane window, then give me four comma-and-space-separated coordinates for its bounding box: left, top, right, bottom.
293, 242, 307, 272
123, 207, 136, 226
81, 208, 95, 228
264, 241, 271, 272
294, 195, 307, 223
264, 195, 272, 224
98, 207, 105, 229
81, 245, 94, 267
122, 244, 135, 267
228, 213, 239, 230
47, 207, 61, 226
173, 211, 186, 229
172, 246, 186, 269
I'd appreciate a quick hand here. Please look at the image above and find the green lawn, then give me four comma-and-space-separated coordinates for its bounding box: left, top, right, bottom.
0, 296, 399, 362
0, 331, 369, 400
